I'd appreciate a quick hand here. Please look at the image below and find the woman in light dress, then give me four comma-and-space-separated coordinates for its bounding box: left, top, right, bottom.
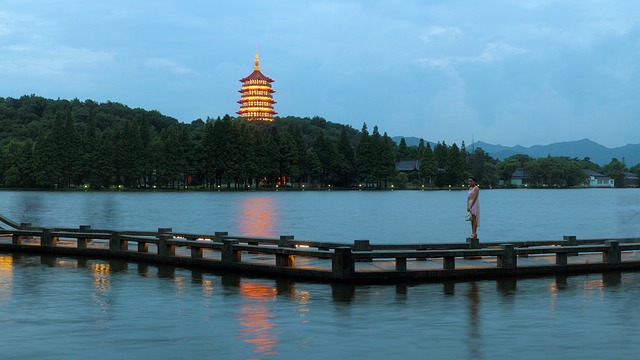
467, 177, 480, 239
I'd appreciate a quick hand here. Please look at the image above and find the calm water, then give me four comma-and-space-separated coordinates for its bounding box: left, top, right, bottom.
1, 189, 640, 359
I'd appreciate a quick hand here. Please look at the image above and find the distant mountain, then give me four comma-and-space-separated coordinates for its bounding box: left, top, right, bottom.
392, 137, 640, 166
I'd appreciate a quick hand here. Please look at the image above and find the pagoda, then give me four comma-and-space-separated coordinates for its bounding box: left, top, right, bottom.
237, 52, 277, 121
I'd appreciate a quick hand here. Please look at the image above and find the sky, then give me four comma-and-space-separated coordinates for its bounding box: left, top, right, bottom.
1, 1, 639, 148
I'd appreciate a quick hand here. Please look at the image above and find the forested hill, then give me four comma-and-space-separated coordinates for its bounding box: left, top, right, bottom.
0, 95, 358, 147
0, 94, 375, 189
395, 136, 640, 166
2, 94, 637, 190
0, 95, 180, 145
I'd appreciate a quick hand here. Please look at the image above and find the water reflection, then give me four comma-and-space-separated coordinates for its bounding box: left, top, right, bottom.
0, 255, 13, 303
602, 271, 621, 287
331, 283, 356, 303
497, 278, 517, 295
238, 281, 279, 356
91, 262, 111, 312
3, 253, 640, 358
237, 196, 277, 237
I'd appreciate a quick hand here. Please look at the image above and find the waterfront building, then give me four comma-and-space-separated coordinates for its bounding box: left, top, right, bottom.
237, 52, 277, 121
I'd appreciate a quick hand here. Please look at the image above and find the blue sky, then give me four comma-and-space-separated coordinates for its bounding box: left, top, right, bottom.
1, 1, 639, 148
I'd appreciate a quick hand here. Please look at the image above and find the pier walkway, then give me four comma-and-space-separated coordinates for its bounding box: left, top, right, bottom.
2, 215, 640, 283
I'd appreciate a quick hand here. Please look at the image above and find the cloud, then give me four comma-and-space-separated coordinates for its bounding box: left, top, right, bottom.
0, 10, 47, 36
420, 27, 461, 43
416, 42, 527, 70
145, 58, 194, 75
1, 46, 115, 76
478, 43, 528, 62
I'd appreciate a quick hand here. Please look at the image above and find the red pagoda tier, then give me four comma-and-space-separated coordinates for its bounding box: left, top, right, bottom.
237, 52, 277, 121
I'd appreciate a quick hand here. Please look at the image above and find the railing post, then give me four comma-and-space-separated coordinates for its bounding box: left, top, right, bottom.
443, 256, 456, 270
497, 244, 517, 268
138, 240, 149, 253
276, 235, 295, 267
556, 252, 568, 265
604, 240, 621, 263
110, 231, 123, 251
465, 236, 480, 259
41, 228, 57, 247
222, 239, 240, 263
13, 222, 32, 244
396, 257, 407, 271
354, 240, 371, 262
78, 225, 91, 249
12, 232, 22, 245
157, 228, 173, 256
191, 245, 203, 259
332, 247, 354, 278
214, 231, 228, 243
564, 235, 578, 256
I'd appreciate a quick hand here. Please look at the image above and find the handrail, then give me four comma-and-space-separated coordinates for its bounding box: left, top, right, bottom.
2, 219, 640, 282
0, 215, 22, 229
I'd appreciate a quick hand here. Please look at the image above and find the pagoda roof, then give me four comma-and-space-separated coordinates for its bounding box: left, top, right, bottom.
239, 51, 275, 82
240, 70, 274, 83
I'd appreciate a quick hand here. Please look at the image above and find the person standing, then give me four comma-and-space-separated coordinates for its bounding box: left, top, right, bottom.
467, 177, 480, 239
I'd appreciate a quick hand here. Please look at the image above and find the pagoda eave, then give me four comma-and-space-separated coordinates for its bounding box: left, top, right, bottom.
239, 70, 275, 83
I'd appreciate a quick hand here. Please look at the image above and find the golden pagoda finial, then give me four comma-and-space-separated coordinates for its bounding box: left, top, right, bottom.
254, 46, 260, 71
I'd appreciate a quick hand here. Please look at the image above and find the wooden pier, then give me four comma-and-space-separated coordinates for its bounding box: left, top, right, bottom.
2, 215, 640, 283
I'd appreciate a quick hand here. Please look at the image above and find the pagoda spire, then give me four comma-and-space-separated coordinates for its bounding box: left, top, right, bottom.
254, 48, 260, 71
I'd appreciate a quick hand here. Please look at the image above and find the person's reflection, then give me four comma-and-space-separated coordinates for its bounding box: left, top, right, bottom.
237, 197, 276, 237
466, 283, 481, 359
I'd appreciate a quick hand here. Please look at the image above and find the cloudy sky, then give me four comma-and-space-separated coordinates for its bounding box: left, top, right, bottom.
1, 1, 639, 148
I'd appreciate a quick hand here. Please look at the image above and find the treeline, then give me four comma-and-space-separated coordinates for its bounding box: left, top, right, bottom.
1, 95, 638, 190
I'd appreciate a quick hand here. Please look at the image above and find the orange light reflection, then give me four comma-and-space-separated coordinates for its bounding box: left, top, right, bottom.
0, 255, 13, 303
238, 197, 277, 238
91, 263, 111, 310
238, 282, 279, 356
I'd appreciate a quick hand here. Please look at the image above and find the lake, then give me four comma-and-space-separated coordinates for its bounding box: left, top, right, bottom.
1, 189, 640, 359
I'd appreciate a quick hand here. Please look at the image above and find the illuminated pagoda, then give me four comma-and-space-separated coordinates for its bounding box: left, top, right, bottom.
237, 51, 277, 121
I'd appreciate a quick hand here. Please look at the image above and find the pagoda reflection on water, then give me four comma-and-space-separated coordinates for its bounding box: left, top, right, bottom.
237, 51, 277, 121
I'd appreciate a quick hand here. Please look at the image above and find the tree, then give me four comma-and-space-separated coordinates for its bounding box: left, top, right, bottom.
396, 138, 411, 161
355, 123, 375, 186
305, 147, 323, 186
444, 143, 465, 187
201, 118, 217, 187
499, 154, 533, 185
367, 126, 396, 189
378, 131, 397, 189
158, 126, 185, 188
236, 122, 258, 188
468, 148, 499, 188
312, 131, 339, 186
115, 119, 145, 188
335, 127, 356, 187
1, 139, 34, 187
602, 158, 626, 188
277, 130, 301, 187
254, 126, 280, 187
93, 129, 117, 189
419, 142, 438, 186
